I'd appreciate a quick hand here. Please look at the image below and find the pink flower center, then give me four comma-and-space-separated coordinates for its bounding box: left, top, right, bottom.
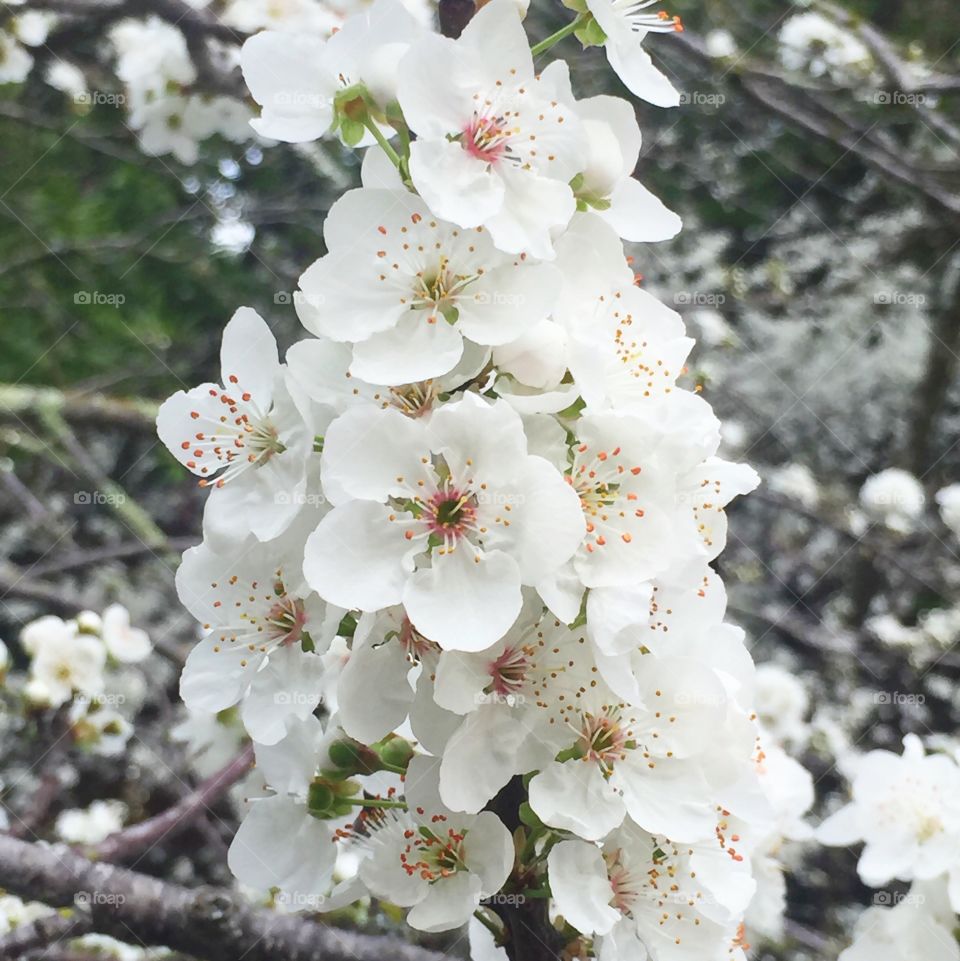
422, 488, 477, 542
578, 709, 631, 772
266, 592, 306, 645
462, 114, 512, 163
487, 644, 533, 697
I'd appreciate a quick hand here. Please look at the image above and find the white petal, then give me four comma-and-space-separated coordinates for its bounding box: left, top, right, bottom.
409, 139, 504, 230
180, 635, 259, 714
229, 796, 336, 894
484, 166, 575, 258
321, 404, 430, 504
304, 501, 413, 611
464, 811, 514, 895
240, 32, 334, 142
440, 707, 536, 813
457, 263, 559, 346
510, 455, 586, 583
403, 547, 521, 652
397, 33, 479, 139
255, 714, 324, 795
337, 633, 414, 743
406, 871, 482, 932
350, 312, 465, 383
528, 761, 624, 840
458, 0, 534, 84
601, 176, 682, 243
606, 40, 681, 108
548, 841, 621, 936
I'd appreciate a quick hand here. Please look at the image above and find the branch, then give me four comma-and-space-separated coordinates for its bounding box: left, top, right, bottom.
0, 907, 93, 956
90, 744, 254, 863
665, 31, 960, 221
0, 834, 451, 961
0, 384, 157, 432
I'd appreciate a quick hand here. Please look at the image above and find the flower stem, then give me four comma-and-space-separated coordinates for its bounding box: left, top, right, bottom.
362, 117, 404, 173
530, 13, 589, 57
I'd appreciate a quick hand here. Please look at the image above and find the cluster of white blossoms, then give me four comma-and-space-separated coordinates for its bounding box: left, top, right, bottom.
819, 734, 960, 961
154, 1, 809, 956
7, 605, 152, 757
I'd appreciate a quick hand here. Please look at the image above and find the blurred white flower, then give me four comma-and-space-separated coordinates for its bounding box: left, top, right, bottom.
859, 468, 925, 533
55, 799, 127, 845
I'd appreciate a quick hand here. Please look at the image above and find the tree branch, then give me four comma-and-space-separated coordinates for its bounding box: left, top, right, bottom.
0, 834, 451, 961
90, 744, 254, 863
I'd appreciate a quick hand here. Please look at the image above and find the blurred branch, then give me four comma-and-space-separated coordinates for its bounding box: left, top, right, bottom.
0, 907, 93, 956
665, 31, 960, 221
89, 744, 254, 863
29, 538, 196, 578
0, 384, 157, 432
0, 833, 450, 961
813, 0, 960, 149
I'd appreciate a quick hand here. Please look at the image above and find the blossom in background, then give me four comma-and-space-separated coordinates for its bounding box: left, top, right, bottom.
778, 11, 872, 83
26, 617, 105, 709
818, 734, 960, 905
55, 799, 127, 845
936, 483, 960, 539
859, 467, 926, 534
101, 604, 152, 663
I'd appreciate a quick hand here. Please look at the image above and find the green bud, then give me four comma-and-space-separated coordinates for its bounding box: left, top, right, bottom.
327, 738, 381, 776
374, 734, 415, 770
339, 118, 367, 147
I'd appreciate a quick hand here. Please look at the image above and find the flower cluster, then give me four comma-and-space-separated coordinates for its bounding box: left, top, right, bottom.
819, 735, 960, 961
8, 606, 152, 757
155, 1, 792, 956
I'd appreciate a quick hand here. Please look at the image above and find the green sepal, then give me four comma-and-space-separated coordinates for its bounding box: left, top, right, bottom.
575, 17, 607, 47
519, 802, 544, 830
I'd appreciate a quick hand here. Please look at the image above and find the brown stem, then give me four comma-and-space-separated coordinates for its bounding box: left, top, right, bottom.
89, 744, 255, 863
